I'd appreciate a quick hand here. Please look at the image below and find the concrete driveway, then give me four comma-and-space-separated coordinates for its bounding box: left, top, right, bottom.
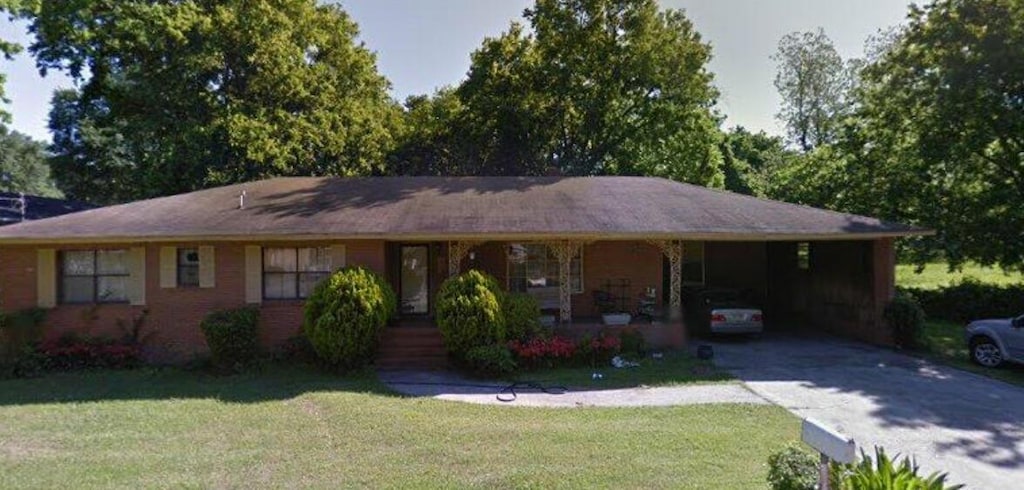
705, 334, 1024, 489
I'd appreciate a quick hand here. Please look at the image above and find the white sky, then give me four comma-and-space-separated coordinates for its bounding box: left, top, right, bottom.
0, 0, 914, 142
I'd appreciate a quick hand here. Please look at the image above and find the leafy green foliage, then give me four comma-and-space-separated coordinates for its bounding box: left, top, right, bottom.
617, 328, 646, 358
766, 443, 818, 490
772, 29, 855, 151
0, 307, 47, 364
464, 344, 517, 378
845, 0, 1024, 270
0, 128, 61, 197
900, 279, 1024, 323
834, 447, 963, 490
390, 0, 724, 184
200, 307, 260, 372
435, 270, 506, 360
883, 293, 926, 349
302, 267, 396, 370
23, 0, 400, 203
503, 293, 542, 342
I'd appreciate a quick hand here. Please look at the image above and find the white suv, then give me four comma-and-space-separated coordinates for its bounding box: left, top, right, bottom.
965, 314, 1024, 367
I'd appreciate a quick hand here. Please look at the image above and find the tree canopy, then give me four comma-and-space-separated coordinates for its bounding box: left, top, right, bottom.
0, 127, 61, 197
772, 29, 855, 152
847, 0, 1024, 269
391, 0, 724, 186
21, 0, 399, 203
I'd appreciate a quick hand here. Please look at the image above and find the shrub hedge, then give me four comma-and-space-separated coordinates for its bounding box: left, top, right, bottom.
435, 270, 507, 360
899, 278, 1024, 323
200, 306, 261, 372
303, 266, 396, 370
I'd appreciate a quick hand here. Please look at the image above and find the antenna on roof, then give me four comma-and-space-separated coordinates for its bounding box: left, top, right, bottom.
239, 190, 247, 210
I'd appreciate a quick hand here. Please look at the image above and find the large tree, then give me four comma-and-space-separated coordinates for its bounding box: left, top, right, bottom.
772, 28, 855, 151
851, 0, 1024, 269
0, 127, 61, 197
391, 0, 724, 186
22, 0, 399, 203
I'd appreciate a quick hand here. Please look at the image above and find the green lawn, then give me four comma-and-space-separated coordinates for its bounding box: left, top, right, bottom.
0, 366, 797, 488
524, 351, 734, 390
917, 321, 1024, 387
896, 261, 1024, 289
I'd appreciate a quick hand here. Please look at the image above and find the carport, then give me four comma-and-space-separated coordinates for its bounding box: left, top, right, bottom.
675, 237, 900, 345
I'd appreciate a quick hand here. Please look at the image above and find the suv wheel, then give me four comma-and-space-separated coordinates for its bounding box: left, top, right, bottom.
971, 337, 1004, 368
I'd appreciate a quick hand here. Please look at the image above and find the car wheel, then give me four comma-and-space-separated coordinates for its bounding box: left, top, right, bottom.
970, 338, 1004, 368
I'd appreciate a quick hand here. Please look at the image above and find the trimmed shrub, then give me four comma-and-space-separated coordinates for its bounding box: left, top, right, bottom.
464, 344, 517, 377
435, 270, 507, 360
884, 293, 926, 348
900, 278, 1024, 323
0, 308, 47, 364
303, 266, 396, 370
504, 293, 543, 341
766, 443, 818, 490
200, 307, 261, 372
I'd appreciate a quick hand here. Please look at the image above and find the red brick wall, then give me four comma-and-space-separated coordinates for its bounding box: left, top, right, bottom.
764, 239, 895, 345
0, 240, 386, 362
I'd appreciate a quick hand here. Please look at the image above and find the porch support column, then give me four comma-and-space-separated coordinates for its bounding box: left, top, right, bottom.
546, 240, 583, 324
649, 240, 684, 321
447, 241, 482, 277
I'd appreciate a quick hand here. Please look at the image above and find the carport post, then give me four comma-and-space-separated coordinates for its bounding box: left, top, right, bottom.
648, 240, 683, 321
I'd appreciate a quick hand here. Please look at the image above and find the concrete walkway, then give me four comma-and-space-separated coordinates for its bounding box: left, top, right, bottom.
378, 370, 767, 408
703, 334, 1024, 490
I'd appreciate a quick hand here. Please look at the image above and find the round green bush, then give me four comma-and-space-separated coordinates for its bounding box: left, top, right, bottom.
200, 306, 261, 372
884, 293, 926, 349
302, 266, 396, 370
435, 270, 506, 359
766, 443, 818, 490
504, 293, 542, 341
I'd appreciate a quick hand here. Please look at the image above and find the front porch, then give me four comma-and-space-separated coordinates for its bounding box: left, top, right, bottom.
381, 238, 687, 348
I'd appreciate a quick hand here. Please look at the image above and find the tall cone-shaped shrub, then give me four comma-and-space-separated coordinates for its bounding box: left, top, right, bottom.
435, 270, 507, 359
303, 266, 396, 370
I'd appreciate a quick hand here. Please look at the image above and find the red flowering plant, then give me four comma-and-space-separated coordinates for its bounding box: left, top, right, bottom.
577, 332, 622, 366
38, 335, 141, 371
508, 335, 578, 369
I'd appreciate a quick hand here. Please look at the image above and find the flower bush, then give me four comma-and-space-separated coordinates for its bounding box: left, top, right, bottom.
508, 335, 577, 369
577, 332, 622, 365
37, 335, 141, 371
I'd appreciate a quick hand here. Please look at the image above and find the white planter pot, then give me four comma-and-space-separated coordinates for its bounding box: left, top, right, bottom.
602, 313, 632, 326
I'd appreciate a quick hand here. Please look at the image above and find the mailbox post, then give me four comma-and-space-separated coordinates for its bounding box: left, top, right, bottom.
801, 418, 856, 490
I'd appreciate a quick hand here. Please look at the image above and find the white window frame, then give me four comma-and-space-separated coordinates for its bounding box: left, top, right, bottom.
261, 247, 331, 300
506, 243, 583, 294
59, 249, 131, 304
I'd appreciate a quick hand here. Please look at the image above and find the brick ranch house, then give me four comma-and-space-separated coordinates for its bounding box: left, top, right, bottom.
0, 176, 927, 365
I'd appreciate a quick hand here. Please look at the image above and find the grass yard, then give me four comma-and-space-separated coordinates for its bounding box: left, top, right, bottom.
917, 321, 1024, 387
525, 351, 734, 390
896, 261, 1024, 289
0, 366, 797, 489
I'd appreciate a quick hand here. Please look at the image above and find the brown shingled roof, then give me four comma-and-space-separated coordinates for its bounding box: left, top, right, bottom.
0, 176, 930, 243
